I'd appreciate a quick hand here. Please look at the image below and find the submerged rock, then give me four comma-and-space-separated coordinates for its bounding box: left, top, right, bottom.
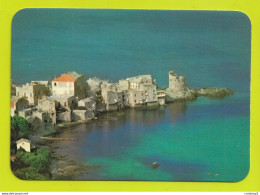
152, 162, 160, 169
196, 87, 234, 98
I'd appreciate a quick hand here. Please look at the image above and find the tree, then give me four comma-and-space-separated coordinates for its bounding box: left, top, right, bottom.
11, 116, 31, 142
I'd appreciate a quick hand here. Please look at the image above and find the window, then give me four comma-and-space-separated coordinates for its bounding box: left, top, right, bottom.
54, 83, 57, 86
135, 94, 136, 97
64, 102, 67, 106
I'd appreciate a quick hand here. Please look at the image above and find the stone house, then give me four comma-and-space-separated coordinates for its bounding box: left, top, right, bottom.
16, 82, 50, 105
33, 111, 53, 125
38, 97, 57, 125
127, 75, 155, 90
101, 83, 122, 111
10, 97, 29, 116
52, 71, 87, 100
38, 97, 57, 112
129, 90, 146, 107
16, 138, 31, 152
157, 90, 166, 105
18, 108, 33, 118
140, 84, 158, 106
78, 97, 96, 112
49, 95, 76, 111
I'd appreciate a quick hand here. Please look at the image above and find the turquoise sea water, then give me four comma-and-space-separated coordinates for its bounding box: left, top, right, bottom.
11, 9, 250, 181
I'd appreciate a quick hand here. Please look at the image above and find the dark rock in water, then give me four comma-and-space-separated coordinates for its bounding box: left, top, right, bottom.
196, 87, 234, 98
152, 162, 160, 169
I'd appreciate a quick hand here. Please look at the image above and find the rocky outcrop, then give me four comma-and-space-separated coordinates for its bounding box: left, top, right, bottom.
163, 86, 198, 102
196, 87, 234, 98
163, 86, 233, 103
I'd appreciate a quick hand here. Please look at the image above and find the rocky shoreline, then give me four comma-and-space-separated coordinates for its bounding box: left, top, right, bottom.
163, 86, 233, 102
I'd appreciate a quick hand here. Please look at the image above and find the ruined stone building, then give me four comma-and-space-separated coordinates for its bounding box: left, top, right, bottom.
78, 97, 96, 112
128, 75, 155, 90
101, 83, 124, 111
10, 97, 29, 116
38, 97, 58, 125
16, 82, 50, 105
87, 77, 108, 92
52, 71, 87, 100
168, 71, 186, 92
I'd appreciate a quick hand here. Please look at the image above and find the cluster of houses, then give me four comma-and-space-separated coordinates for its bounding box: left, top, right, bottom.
11, 70, 187, 152
10, 70, 189, 124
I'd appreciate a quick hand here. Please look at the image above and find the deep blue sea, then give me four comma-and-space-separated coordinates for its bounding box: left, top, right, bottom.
11, 9, 250, 181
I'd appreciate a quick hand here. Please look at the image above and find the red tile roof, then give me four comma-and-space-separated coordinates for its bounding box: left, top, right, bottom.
53, 74, 76, 82
11, 101, 14, 108
10, 156, 16, 161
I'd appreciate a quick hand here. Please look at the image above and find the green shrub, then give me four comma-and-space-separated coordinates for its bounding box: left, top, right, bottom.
15, 147, 51, 172
14, 166, 48, 180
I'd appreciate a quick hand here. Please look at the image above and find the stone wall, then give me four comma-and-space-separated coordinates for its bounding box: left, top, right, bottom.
72, 110, 95, 121
119, 80, 130, 90
38, 99, 56, 112
140, 84, 157, 103
18, 109, 33, 118
53, 96, 76, 110
129, 90, 146, 107
57, 111, 71, 122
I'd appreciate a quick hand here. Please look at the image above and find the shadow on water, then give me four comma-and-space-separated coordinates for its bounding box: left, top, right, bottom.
48, 102, 188, 165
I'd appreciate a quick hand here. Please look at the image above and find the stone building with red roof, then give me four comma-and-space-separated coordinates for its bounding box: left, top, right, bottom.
52, 71, 87, 100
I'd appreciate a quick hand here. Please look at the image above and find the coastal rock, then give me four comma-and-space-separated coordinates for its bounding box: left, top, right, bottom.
163, 87, 198, 102
196, 87, 234, 98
